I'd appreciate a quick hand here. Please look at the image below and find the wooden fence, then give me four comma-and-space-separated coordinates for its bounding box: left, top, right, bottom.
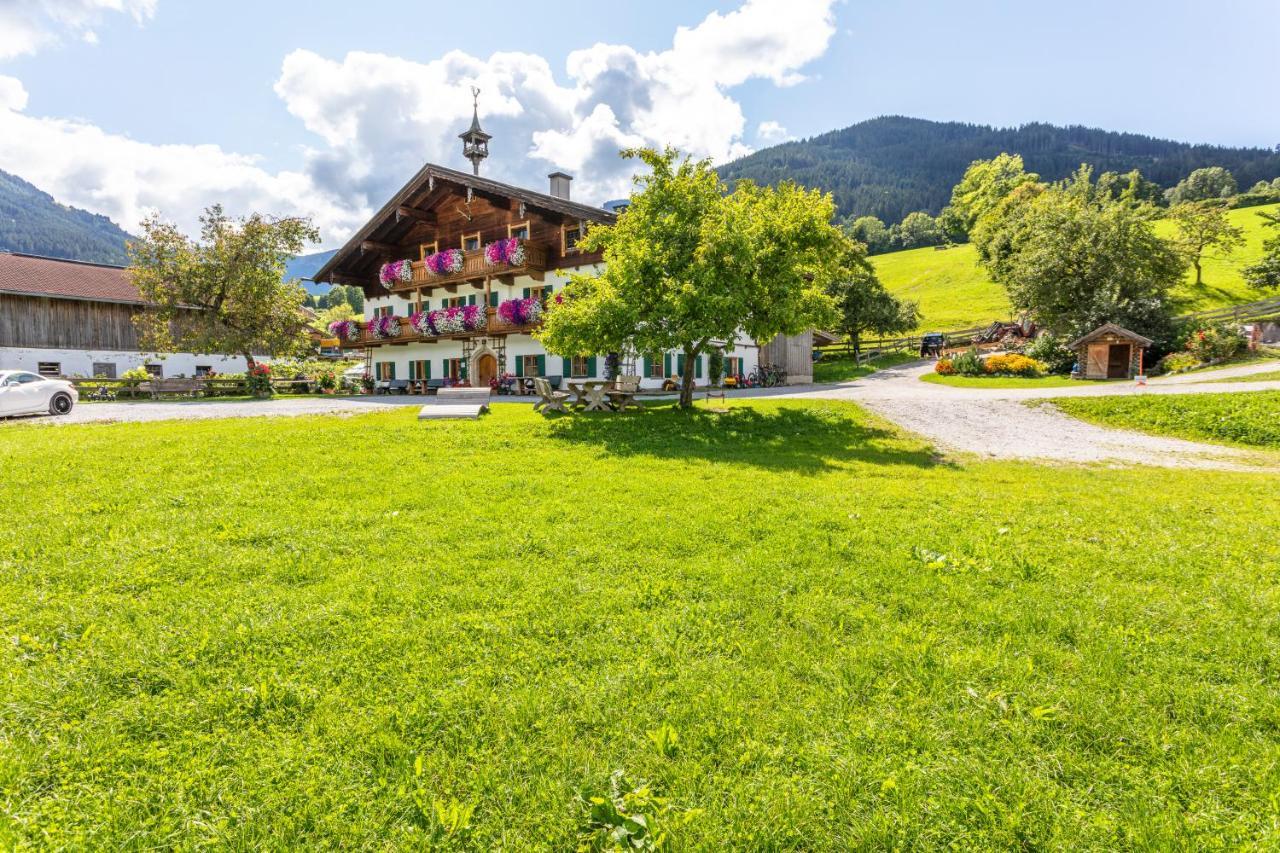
68, 377, 327, 399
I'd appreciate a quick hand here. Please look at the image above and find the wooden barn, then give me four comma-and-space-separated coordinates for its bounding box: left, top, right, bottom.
0, 252, 253, 378
1068, 323, 1153, 380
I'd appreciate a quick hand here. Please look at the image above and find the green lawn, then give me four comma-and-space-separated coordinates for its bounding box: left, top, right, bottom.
874, 203, 1280, 331
1208, 370, 1280, 384
2, 402, 1280, 847
813, 351, 916, 384
1055, 391, 1280, 449
920, 372, 1083, 389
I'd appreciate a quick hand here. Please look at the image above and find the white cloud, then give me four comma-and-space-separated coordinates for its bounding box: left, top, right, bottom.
0, 0, 837, 248
0, 0, 155, 59
275, 0, 837, 208
0, 83, 364, 243
757, 120, 793, 143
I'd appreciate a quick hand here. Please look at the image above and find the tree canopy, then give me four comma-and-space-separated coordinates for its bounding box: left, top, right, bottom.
1165, 167, 1238, 205
538, 148, 841, 407
1167, 201, 1245, 285
129, 205, 319, 367
827, 243, 919, 355
1244, 210, 1280, 291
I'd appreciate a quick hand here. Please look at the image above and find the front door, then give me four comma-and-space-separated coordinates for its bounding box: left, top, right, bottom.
477, 353, 497, 388
1107, 344, 1130, 379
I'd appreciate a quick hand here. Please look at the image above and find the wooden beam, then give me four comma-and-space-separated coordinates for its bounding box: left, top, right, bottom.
361, 240, 398, 254
328, 273, 370, 287
396, 206, 436, 225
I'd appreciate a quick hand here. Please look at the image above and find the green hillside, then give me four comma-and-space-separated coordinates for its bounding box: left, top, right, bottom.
874, 203, 1280, 331
0, 168, 131, 264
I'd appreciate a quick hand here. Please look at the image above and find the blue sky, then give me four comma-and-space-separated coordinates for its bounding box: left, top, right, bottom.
0, 0, 1276, 246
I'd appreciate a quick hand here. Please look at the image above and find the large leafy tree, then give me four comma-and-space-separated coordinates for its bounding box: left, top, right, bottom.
129, 205, 319, 368
946, 153, 1040, 238
1167, 201, 1245, 285
827, 244, 919, 357
539, 148, 840, 408
978, 170, 1185, 338
1165, 167, 1237, 204
1244, 209, 1280, 290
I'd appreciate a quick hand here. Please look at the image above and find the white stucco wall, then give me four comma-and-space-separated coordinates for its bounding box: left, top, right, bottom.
0, 347, 258, 378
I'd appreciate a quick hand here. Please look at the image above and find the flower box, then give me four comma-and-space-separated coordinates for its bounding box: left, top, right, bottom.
378, 259, 413, 289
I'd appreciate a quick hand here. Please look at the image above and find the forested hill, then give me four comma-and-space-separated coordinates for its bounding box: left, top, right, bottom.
0, 168, 132, 264
718, 116, 1280, 225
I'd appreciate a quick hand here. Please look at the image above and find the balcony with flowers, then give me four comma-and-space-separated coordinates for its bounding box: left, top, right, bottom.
377, 238, 549, 294
329, 297, 546, 348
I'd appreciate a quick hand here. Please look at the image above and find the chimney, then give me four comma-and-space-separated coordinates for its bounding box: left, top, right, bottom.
548, 171, 573, 200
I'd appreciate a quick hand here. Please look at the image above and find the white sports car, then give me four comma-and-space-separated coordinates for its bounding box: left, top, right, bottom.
0, 370, 78, 417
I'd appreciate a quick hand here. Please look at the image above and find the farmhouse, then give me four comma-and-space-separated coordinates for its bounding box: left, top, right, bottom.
312, 105, 803, 389
0, 252, 256, 378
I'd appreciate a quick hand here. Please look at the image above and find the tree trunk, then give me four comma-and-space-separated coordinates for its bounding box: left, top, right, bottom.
1194, 257, 1203, 286
678, 344, 698, 408
852, 332, 861, 362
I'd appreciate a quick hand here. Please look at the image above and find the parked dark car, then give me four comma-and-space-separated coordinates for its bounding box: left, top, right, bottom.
919, 333, 946, 358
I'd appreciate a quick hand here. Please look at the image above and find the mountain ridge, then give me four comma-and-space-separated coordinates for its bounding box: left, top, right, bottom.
0, 168, 133, 265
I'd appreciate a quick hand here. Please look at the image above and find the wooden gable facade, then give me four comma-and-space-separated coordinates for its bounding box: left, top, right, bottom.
313, 163, 615, 302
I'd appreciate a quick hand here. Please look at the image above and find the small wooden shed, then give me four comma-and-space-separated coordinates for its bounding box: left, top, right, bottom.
1068, 323, 1153, 380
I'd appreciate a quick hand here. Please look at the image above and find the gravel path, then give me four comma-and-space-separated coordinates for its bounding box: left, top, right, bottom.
7, 356, 1279, 470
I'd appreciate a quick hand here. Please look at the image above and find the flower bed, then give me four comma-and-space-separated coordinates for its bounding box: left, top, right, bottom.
496, 296, 543, 327
424, 248, 464, 276
484, 237, 526, 268
934, 350, 1046, 378
368, 315, 402, 340
378, 259, 413, 289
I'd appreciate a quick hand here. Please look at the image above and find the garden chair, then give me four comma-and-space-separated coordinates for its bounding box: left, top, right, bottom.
532, 377, 571, 414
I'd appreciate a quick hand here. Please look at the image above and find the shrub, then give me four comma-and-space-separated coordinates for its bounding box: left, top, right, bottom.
983, 353, 1046, 377
246, 362, 273, 396
934, 357, 956, 376
1185, 322, 1244, 364
1158, 351, 1201, 374
708, 349, 725, 385
121, 366, 152, 382
1025, 332, 1076, 374
950, 348, 984, 376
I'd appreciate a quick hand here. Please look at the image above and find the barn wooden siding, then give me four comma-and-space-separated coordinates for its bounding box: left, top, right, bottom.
0, 293, 145, 350
759, 331, 813, 384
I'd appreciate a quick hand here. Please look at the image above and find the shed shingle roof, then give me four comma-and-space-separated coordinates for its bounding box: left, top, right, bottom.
0, 252, 141, 304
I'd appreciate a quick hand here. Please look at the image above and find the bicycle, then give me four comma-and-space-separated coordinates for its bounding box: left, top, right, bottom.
88, 384, 117, 402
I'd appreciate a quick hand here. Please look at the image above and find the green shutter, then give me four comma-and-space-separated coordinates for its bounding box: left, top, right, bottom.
677, 354, 685, 376
587, 356, 597, 376
460, 359, 468, 380
695, 356, 703, 379
522, 287, 530, 298
536, 354, 546, 376
489, 290, 499, 307
515, 357, 524, 377
663, 354, 671, 377
563, 356, 572, 376
643, 356, 652, 376
468, 293, 476, 306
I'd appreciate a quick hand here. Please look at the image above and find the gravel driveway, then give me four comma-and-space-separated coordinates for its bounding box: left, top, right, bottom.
7, 358, 1278, 470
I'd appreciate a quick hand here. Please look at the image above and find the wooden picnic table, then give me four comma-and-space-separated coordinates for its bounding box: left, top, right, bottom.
568, 380, 611, 412
605, 388, 641, 412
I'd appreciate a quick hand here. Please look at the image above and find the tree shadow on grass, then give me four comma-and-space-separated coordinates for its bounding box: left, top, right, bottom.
543, 402, 943, 474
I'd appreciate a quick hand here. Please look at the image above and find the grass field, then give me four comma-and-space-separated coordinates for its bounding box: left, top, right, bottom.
1055, 391, 1280, 449
2, 402, 1280, 847
813, 351, 916, 383
874, 203, 1280, 331
1208, 369, 1280, 383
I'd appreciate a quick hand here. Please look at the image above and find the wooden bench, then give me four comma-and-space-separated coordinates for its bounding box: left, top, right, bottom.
139, 378, 205, 399
419, 386, 491, 420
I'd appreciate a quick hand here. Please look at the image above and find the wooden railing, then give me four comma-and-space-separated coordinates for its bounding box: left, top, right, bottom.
394, 242, 550, 292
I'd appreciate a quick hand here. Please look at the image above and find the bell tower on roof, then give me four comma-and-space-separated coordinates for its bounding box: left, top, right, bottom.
459, 86, 491, 176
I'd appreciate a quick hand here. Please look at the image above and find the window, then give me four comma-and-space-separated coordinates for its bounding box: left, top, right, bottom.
521, 354, 542, 377
409, 360, 431, 381
562, 223, 581, 253
145, 364, 163, 378
194, 365, 213, 377
443, 296, 467, 308
570, 356, 590, 378
444, 358, 467, 380
373, 305, 393, 318
91, 362, 117, 379
418, 241, 438, 260
36, 362, 61, 377
461, 232, 481, 252
10, 372, 43, 384
375, 362, 395, 381
508, 221, 530, 240
645, 355, 665, 379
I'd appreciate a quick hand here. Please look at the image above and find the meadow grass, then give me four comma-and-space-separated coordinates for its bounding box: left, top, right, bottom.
920, 373, 1084, 389
1207, 369, 1280, 383
874, 203, 1280, 330
1055, 391, 1280, 449
812, 351, 916, 384
2, 400, 1279, 848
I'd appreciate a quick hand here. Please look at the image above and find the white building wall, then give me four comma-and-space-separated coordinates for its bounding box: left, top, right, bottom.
0, 347, 257, 378
358, 265, 761, 389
